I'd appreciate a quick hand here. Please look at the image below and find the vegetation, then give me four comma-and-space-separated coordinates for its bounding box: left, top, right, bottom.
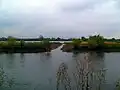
62, 34, 120, 52
72, 39, 81, 49
0, 39, 61, 53
1, 35, 120, 42
70, 34, 105, 50
88, 35, 104, 49
1, 34, 120, 52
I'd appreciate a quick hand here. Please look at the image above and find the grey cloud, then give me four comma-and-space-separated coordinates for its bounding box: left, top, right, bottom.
60, 0, 109, 12
0, 0, 120, 38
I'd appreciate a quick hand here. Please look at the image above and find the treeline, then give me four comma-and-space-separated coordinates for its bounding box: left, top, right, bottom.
0, 36, 72, 41
0, 37, 61, 53
0, 36, 120, 42
62, 35, 120, 52
72, 35, 105, 50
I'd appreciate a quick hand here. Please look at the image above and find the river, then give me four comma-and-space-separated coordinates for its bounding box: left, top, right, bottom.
0, 45, 119, 90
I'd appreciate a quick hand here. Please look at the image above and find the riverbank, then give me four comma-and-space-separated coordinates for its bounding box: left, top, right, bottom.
61, 42, 120, 52
0, 42, 61, 53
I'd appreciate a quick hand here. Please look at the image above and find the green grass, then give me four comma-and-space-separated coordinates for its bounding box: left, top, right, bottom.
0, 41, 61, 53
62, 41, 120, 52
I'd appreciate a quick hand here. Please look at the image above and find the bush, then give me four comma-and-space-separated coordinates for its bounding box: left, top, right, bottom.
7, 37, 16, 48
88, 35, 104, 49
72, 39, 81, 49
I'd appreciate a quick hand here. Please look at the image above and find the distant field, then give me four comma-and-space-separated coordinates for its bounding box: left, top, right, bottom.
81, 41, 120, 45
0, 41, 120, 45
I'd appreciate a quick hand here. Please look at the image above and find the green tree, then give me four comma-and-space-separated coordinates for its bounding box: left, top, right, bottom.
41, 40, 51, 51
88, 35, 104, 49
72, 39, 81, 49
112, 38, 115, 42
81, 36, 87, 41
7, 37, 16, 47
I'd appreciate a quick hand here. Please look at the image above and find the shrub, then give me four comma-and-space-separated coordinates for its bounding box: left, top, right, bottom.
72, 39, 81, 49
88, 35, 104, 49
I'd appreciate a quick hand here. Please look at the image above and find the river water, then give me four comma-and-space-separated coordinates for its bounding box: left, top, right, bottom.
0, 45, 120, 90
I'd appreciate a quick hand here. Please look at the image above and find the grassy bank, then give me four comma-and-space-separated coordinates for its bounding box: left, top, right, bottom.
61, 42, 120, 52
61, 44, 120, 52
61, 35, 120, 52
0, 40, 61, 53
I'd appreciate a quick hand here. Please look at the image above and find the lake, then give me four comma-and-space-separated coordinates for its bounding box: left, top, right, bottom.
0, 45, 120, 90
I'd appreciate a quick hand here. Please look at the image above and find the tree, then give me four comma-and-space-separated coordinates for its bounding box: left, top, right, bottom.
81, 36, 86, 41
72, 39, 81, 49
39, 35, 44, 40
112, 38, 115, 41
7, 36, 16, 46
51, 37, 56, 41
57, 37, 61, 41
88, 35, 104, 49
41, 40, 51, 51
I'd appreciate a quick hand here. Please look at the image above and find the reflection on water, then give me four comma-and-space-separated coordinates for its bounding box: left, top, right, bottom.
40, 52, 52, 62
6, 54, 15, 60
56, 52, 106, 90
6, 54, 16, 69
20, 54, 25, 67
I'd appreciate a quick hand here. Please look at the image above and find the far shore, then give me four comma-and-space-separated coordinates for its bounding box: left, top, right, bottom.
1, 35, 120, 53
0, 41, 61, 53
61, 41, 120, 52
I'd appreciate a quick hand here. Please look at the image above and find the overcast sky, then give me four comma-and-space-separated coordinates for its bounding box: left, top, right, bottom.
0, 0, 120, 38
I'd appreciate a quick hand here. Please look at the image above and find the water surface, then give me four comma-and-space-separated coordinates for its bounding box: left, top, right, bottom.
0, 46, 119, 90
